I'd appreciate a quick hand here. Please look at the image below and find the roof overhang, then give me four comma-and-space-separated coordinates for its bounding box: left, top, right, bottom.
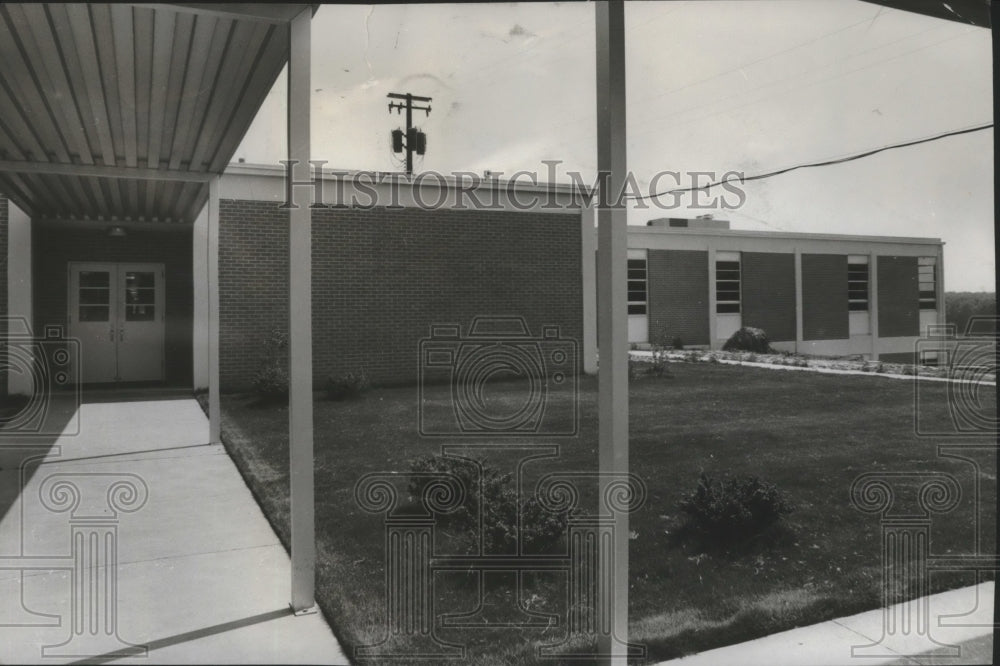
859, 0, 991, 28
0, 3, 316, 223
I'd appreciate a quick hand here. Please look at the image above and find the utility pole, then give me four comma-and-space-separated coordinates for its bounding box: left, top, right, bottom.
387, 92, 431, 174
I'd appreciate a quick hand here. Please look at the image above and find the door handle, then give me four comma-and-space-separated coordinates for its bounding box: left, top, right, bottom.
119, 328, 125, 342
109, 328, 115, 341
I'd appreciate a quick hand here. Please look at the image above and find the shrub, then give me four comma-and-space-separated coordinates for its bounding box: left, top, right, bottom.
251, 329, 288, 400
672, 336, 685, 350
678, 472, 793, 541
722, 327, 771, 354
648, 346, 673, 378
946, 292, 996, 334
252, 365, 289, 400
326, 368, 370, 401
408, 455, 567, 555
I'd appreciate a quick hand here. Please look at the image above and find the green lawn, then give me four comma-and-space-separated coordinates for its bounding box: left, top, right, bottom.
213, 361, 996, 664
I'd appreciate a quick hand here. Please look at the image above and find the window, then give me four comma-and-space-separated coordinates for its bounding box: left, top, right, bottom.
715, 252, 741, 314
919, 350, 944, 367
78, 270, 110, 322
627, 258, 647, 315
918, 257, 937, 310
848, 256, 869, 311
124, 271, 156, 321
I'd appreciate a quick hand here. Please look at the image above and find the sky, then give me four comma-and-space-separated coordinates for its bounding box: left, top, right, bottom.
234, 1, 995, 291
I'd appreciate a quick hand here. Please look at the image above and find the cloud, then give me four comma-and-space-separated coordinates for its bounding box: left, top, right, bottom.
509, 23, 534, 39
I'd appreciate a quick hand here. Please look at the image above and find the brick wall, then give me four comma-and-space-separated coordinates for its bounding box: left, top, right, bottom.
877, 256, 920, 338
33, 225, 193, 386
219, 200, 583, 390
741, 252, 796, 342
802, 253, 848, 341
646, 249, 710, 346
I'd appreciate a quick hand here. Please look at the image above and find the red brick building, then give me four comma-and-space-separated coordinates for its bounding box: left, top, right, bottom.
3, 165, 590, 392
619, 217, 945, 363
3, 178, 949, 394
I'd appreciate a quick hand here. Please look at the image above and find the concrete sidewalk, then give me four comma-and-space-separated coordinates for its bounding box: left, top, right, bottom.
657, 582, 994, 666
0, 396, 348, 664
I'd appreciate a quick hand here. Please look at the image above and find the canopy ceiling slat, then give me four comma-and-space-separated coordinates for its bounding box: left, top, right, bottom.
0, 2, 312, 223
207, 24, 289, 174
0, 14, 70, 165
15, 4, 97, 167
191, 21, 276, 172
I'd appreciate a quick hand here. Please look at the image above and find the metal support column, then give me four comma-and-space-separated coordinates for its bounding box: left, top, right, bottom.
595, 1, 629, 662
207, 177, 221, 444
288, 6, 316, 614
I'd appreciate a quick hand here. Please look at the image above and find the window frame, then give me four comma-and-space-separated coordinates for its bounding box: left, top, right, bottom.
715, 252, 741, 314
847, 255, 869, 312
918, 257, 937, 310
627, 257, 647, 316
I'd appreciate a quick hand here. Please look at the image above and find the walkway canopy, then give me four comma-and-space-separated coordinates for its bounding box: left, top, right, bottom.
0, 3, 313, 223
0, 1, 321, 615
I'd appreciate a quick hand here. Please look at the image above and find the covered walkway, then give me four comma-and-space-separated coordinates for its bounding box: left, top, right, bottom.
0, 397, 347, 664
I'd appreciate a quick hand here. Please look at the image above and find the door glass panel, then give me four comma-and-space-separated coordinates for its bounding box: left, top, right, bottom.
78, 271, 110, 322
79, 271, 109, 288
124, 271, 155, 321
79, 306, 110, 322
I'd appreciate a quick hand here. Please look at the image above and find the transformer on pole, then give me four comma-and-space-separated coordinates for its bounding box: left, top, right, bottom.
388, 92, 431, 174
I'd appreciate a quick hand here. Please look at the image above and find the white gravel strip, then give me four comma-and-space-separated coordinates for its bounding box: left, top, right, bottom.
629, 350, 996, 387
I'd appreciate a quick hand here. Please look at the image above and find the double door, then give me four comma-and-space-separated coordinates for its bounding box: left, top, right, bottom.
68, 262, 165, 383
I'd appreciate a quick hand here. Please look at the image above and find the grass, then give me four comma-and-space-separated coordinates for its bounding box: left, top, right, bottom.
213, 362, 996, 665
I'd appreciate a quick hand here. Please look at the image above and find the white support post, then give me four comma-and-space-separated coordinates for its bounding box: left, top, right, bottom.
936, 244, 946, 328
596, 1, 629, 663
207, 178, 221, 444
794, 248, 803, 355
581, 202, 598, 375
707, 248, 717, 349
7, 201, 32, 395
288, 6, 316, 615
870, 254, 880, 360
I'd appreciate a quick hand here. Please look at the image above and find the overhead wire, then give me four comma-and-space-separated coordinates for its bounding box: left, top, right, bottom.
627, 122, 993, 201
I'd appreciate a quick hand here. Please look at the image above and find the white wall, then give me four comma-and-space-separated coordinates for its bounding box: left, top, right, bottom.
7, 201, 32, 394
192, 204, 209, 391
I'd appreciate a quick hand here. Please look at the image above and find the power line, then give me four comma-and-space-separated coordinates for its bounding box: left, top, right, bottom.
629, 122, 993, 201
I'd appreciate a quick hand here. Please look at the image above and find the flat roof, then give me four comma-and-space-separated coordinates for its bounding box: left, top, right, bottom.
629, 224, 943, 246
224, 162, 594, 197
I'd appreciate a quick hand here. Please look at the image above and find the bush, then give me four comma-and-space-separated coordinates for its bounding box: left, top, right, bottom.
678, 472, 793, 541
722, 327, 771, 353
408, 455, 567, 555
648, 346, 673, 378
252, 365, 289, 400
946, 292, 996, 334
251, 329, 288, 400
672, 336, 685, 350
326, 368, 370, 401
